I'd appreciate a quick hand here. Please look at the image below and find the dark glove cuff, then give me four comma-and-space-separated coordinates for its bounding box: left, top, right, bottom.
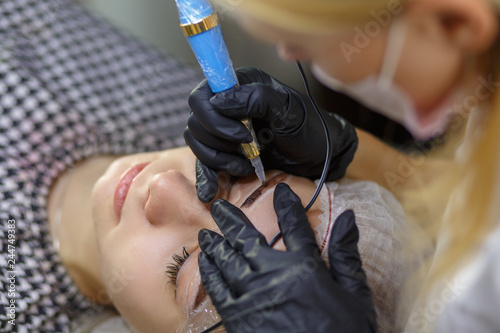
326, 122, 358, 181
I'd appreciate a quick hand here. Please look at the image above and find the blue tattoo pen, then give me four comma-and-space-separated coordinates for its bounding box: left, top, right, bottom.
175, 0, 266, 185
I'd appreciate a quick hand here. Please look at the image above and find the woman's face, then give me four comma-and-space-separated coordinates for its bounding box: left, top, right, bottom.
238, 13, 385, 84
92, 147, 313, 332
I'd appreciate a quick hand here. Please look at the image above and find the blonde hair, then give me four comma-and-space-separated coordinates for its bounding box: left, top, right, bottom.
228, 0, 500, 326
228, 0, 407, 32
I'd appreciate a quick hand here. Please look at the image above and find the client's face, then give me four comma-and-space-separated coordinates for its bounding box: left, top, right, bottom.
92, 147, 312, 332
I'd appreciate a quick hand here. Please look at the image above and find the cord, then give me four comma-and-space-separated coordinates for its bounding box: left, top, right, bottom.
201, 320, 223, 333
268, 62, 332, 248
298, 61, 332, 211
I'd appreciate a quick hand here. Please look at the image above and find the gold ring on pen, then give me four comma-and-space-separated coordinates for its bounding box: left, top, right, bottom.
180, 13, 220, 37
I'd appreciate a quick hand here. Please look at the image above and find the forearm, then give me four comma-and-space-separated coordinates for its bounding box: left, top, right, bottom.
346, 128, 440, 195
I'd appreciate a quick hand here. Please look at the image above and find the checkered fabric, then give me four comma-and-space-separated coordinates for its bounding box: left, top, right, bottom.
0, 0, 202, 331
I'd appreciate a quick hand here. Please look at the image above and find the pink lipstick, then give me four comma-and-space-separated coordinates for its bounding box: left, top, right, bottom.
114, 163, 149, 219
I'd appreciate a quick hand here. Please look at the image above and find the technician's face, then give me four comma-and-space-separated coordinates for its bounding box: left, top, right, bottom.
236, 10, 467, 116
92, 147, 288, 332
237, 12, 388, 84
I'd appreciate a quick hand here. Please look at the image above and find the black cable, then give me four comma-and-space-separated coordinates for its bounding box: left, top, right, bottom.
298, 61, 332, 211
269, 62, 332, 247
202, 62, 333, 332
200, 320, 222, 333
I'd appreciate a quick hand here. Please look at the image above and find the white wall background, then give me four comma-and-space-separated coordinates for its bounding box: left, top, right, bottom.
81, 0, 306, 91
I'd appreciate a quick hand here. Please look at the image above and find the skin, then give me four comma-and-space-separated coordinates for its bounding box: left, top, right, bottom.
48, 147, 322, 332
236, 0, 499, 193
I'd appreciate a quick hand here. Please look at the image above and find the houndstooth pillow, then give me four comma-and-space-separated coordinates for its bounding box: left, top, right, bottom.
0, 0, 201, 331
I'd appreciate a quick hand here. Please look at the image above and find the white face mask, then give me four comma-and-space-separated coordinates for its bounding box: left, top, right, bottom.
312, 19, 458, 140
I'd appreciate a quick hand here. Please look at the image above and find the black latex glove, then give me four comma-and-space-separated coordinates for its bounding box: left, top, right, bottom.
185, 67, 358, 202
198, 183, 376, 333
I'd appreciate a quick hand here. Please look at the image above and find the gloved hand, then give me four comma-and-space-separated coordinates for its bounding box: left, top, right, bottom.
198, 183, 376, 333
185, 67, 358, 202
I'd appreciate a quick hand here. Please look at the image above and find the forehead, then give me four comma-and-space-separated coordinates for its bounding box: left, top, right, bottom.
238, 12, 303, 43
236, 10, 355, 47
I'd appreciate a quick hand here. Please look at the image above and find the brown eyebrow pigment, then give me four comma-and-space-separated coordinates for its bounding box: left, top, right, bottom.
240, 173, 287, 208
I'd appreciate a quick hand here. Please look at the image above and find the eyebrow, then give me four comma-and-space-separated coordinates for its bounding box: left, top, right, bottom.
240, 173, 287, 208
169, 174, 287, 302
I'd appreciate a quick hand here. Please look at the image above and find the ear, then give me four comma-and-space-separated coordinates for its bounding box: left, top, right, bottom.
406, 0, 499, 53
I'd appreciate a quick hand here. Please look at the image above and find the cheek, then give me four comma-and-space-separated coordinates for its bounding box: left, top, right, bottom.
313, 30, 387, 82
92, 171, 117, 237
277, 43, 311, 62
98, 231, 184, 332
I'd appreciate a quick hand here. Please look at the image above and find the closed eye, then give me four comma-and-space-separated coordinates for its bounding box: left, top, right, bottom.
165, 247, 190, 293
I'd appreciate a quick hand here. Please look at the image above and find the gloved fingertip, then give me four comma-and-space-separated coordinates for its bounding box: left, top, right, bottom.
275, 182, 290, 193
227, 160, 254, 177
195, 160, 219, 202
196, 182, 218, 203
332, 210, 356, 234
198, 229, 216, 251
243, 132, 253, 143
330, 210, 359, 246
198, 250, 218, 271
198, 251, 211, 267
209, 198, 226, 215
209, 91, 232, 107
197, 252, 217, 282
198, 250, 207, 263
273, 183, 301, 208
339, 209, 355, 223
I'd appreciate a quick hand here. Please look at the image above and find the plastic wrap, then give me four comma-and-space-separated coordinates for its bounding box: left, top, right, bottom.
176, 268, 223, 333
175, 0, 238, 93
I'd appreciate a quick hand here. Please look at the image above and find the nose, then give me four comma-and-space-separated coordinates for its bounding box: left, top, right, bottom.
145, 170, 211, 227
277, 42, 309, 62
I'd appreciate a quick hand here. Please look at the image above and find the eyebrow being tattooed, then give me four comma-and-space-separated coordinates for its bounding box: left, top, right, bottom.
240, 173, 287, 208
165, 247, 190, 291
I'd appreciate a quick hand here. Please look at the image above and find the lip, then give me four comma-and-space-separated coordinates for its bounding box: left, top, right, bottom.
114, 162, 150, 220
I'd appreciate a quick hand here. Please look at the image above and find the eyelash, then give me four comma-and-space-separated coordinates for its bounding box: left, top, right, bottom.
166, 247, 190, 288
